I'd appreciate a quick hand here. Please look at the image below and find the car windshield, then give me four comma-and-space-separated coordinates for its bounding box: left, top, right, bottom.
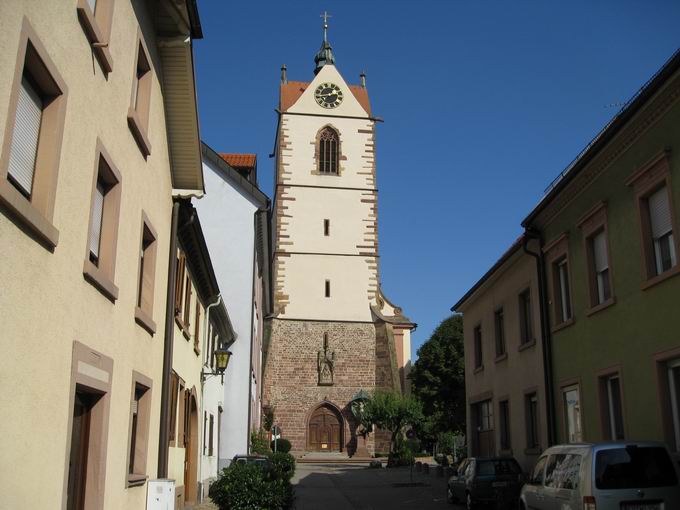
595, 446, 678, 489
477, 459, 521, 476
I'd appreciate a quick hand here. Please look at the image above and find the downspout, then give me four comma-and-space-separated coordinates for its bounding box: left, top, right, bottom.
246, 211, 259, 453
199, 294, 222, 502
158, 200, 180, 478
523, 228, 557, 447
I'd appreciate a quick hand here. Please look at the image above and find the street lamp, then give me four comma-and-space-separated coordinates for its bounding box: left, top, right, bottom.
201, 346, 232, 382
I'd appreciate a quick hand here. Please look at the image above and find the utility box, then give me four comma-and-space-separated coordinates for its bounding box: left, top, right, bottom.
146, 479, 175, 510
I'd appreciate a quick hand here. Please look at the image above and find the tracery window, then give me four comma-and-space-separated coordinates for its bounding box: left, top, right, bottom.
318, 127, 339, 174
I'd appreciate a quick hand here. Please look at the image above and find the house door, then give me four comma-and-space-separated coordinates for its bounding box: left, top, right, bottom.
308, 405, 342, 452
184, 392, 198, 503
67, 391, 96, 510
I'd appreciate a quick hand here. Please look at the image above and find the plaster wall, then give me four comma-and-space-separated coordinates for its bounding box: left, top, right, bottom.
0, 1, 177, 508
195, 160, 260, 467
460, 249, 546, 473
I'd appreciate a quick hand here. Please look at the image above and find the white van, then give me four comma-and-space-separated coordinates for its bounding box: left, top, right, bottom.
520, 441, 680, 510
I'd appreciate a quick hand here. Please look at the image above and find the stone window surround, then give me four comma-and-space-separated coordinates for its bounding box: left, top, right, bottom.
523, 387, 541, 455
596, 365, 627, 441
125, 370, 153, 487
558, 377, 584, 443
543, 233, 575, 332
127, 29, 153, 158
311, 124, 346, 177
82, 139, 122, 302
472, 323, 483, 373
494, 306, 507, 362
577, 202, 616, 316
625, 150, 680, 290
0, 17, 68, 250
134, 211, 158, 335
76, 0, 114, 74
654, 346, 680, 452
61, 341, 113, 510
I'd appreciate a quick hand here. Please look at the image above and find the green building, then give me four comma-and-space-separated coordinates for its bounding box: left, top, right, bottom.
522, 49, 680, 450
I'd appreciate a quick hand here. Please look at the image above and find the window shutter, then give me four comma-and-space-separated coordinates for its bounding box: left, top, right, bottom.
649, 187, 672, 239
89, 181, 105, 260
8, 77, 43, 197
593, 231, 608, 272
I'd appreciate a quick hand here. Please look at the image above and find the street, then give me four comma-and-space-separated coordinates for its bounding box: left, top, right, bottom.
292, 463, 458, 510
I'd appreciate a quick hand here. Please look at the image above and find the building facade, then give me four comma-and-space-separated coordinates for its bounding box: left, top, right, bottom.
522, 49, 680, 450
0, 0, 203, 508
453, 236, 549, 472
197, 143, 271, 468
262, 25, 414, 456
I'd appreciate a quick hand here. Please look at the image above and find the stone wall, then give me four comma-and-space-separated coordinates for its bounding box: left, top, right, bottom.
263, 318, 397, 455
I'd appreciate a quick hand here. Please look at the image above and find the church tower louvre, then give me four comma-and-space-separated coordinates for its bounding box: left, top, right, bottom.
262, 14, 415, 456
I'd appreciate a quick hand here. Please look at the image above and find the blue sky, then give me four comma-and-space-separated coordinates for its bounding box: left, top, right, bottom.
193, 1, 680, 359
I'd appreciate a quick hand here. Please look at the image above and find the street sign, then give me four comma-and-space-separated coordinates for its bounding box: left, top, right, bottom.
406, 428, 416, 439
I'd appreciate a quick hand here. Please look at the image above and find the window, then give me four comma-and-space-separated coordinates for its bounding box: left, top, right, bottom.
526, 392, 540, 450
601, 374, 625, 440
545, 454, 581, 490
553, 256, 572, 324
0, 20, 68, 249
194, 300, 201, 353
209, 414, 214, 456
473, 325, 483, 370
324, 219, 330, 236
478, 400, 493, 431
325, 279, 331, 298
174, 251, 186, 317
667, 358, 680, 451
127, 372, 152, 486
135, 215, 157, 334
318, 127, 339, 174
183, 273, 192, 330
169, 372, 179, 446
529, 456, 547, 486
76, 0, 114, 73
591, 230, 611, 305
626, 152, 679, 286
579, 202, 615, 311
519, 289, 533, 344
562, 385, 582, 443
595, 447, 677, 490
648, 186, 677, 275
127, 35, 152, 157
499, 400, 511, 451
203, 411, 207, 455
83, 141, 121, 301
494, 308, 505, 358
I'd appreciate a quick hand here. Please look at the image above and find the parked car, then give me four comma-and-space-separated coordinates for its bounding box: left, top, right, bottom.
520, 441, 680, 510
447, 456, 524, 509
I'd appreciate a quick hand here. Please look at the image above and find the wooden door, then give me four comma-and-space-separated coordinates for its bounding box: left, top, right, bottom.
67, 392, 93, 510
307, 405, 341, 451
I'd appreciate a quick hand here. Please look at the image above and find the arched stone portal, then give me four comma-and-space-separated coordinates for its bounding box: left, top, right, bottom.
307, 403, 343, 452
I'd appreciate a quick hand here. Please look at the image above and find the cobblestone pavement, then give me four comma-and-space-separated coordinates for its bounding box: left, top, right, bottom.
292, 462, 459, 510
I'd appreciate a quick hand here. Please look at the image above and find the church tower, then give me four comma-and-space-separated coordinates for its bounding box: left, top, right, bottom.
263, 15, 415, 456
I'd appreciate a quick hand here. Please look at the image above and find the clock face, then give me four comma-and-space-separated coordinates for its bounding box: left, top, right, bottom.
314, 83, 344, 109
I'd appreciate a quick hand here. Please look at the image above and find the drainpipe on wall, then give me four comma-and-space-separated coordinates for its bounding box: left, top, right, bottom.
523, 227, 557, 447
158, 201, 180, 478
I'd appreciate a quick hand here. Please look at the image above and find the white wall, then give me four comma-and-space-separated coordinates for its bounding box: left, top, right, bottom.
195, 160, 260, 468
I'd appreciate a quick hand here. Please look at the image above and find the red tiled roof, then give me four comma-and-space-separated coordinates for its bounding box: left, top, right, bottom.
279, 81, 372, 116
218, 153, 256, 170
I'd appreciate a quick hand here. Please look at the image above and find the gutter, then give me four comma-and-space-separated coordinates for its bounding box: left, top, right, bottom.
522, 228, 556, 447
158, 200, 180, 477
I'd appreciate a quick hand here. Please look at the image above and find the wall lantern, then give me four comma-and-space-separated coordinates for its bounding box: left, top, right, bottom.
201, 346, 233, 382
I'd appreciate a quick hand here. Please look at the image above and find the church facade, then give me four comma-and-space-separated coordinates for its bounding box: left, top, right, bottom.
262, 21, 415, 456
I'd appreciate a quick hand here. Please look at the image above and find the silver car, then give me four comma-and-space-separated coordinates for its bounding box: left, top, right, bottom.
520, 441, 680, 510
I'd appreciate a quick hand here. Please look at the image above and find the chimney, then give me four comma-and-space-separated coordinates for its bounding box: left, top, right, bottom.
281, 64, 287, 84
360, 71, 366, 88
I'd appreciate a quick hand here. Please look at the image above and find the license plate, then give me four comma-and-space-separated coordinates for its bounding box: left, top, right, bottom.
492, 481, 508, 487
621, 504, 660, 510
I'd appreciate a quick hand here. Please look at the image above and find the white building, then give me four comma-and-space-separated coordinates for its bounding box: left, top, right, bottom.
196, 143, 271, 468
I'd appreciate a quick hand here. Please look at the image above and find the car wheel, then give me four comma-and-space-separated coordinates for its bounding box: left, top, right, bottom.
466, 492, 475, 510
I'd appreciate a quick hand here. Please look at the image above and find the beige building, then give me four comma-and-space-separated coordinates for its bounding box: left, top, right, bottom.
0, 0, 203, 508
453, 235, 549, 472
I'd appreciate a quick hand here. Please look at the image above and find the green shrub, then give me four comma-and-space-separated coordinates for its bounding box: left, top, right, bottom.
387, 447, 414, 467
270, 452, 296, 481
209, 462, 293, 510
250, 430, 271, 455
270, 438, 292, 453
404, 438, 421, 455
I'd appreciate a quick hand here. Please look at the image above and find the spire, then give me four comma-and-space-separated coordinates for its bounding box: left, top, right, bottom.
314, 11, 335, 75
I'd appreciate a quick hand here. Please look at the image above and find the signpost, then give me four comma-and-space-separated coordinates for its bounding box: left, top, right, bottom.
271, 425, 281, 453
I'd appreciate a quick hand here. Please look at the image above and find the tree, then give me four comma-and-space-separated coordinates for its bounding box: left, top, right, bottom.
362, 390, 423, 453
409, 314, 466, 440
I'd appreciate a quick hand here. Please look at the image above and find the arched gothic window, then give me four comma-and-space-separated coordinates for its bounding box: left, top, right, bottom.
318, 127, 339, 174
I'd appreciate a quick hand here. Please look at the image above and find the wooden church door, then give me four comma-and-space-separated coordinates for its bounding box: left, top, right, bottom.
308, 405, 342, 451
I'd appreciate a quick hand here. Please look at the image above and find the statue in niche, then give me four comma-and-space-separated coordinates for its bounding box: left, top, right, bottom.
317, 334, 335, 386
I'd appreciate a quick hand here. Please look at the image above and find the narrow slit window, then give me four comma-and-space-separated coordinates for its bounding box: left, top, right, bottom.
318, 127, 339, 174
325, 280, 331, 298
324, 219, 330, 236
